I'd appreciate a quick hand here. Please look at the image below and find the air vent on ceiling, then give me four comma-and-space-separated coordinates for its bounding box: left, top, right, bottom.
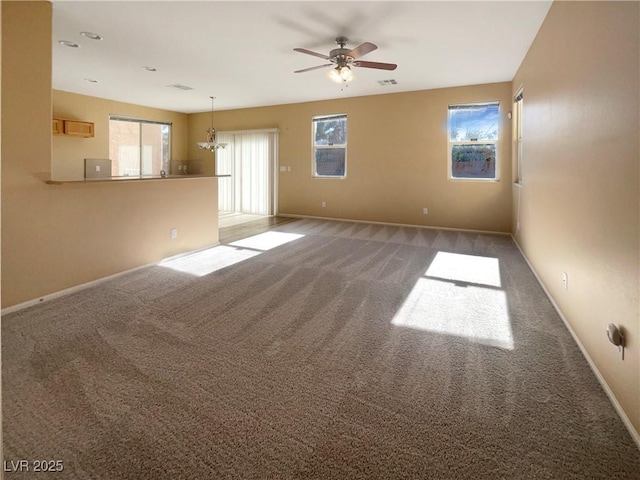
378, 79, 398, 86
166, 84, 194, 91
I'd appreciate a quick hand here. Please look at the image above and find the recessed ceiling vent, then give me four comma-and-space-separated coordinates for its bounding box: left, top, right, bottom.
166, 84, 193, 91
378, 79, 398, 86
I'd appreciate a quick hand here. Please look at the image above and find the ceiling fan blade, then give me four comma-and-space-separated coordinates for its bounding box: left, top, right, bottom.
293, 48, 331, 60
294, 64, 333, 73
347, 42, 377, 59
353, 60, 397, 71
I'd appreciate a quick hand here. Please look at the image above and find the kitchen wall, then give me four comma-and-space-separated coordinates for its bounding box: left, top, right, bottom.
1, 1, 220, 308
52, 90, 189, 181
188, 82, 513, 233
512, 1, 639, 437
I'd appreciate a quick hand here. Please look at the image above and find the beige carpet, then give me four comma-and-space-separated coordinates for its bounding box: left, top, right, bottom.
3, 218, 639, 479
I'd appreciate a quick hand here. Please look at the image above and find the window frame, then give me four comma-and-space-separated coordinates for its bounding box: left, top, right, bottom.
513, 89, 523, 184
109, 115, 172, 177
447, 101, 500, 182
312, 113, 347, 179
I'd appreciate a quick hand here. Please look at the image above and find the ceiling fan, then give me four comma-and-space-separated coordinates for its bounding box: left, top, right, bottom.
294, 36, 397, 83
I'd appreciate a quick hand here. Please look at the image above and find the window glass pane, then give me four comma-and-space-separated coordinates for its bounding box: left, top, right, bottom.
109, 120, 140, 176
315, 148, 345, 176
451, 144, 496, 179
449, 104, 499, 141
141, 123, 168, 176
314, 117, 346, 145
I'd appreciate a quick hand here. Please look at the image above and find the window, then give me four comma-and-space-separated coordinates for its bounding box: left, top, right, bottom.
312, 114, 347, 178
514, 90, 523, 184
109, 116, 171, 176
448, 102, 499, 180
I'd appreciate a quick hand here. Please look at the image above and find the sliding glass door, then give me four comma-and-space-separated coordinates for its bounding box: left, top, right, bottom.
109, 116, 170, 176
216, 130, 277, 216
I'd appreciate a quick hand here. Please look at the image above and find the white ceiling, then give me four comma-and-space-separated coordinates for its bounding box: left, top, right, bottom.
52, 1, 552, 114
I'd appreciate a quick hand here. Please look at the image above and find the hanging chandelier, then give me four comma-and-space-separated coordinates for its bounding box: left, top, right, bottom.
197, 96, 227, 151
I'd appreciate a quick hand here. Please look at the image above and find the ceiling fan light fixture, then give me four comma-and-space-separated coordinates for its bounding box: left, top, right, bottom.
295, 37, 395, 84
328, 67, 342, 83
339, 65, 354, 82
328, 65, 353, 83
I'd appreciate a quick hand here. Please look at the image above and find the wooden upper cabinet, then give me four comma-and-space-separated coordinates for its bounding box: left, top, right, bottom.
64, 120, 94, 138
52, 118, 95, 138
52, 118, 64, 135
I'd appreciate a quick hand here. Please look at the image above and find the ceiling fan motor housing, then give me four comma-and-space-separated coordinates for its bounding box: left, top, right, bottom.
330, 48, 352, 66
331, 37, 352, 66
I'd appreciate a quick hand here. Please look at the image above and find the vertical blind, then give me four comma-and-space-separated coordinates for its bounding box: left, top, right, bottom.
216, 130, 277, 216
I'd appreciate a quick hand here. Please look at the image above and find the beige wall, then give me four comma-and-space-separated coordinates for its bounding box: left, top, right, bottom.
0, 0, 4, 468
189, 83, 513, 233
1, 1, 219, 308
53, 90, 189, 180
512, 1, 639, 434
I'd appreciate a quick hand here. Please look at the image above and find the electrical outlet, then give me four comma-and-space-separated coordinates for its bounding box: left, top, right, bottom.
321, 201, 326, 208
95, 165, 101, 172
562, 272, 568, 290
422, 207, 428, 215
171, 228, 178, 239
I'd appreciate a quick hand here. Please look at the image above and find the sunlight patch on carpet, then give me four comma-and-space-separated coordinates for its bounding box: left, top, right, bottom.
159, 245, 261, 277
229, 232, 305, 251
159, 232, 304, 277
392, 277, 514, 350
426, 251, 501, 287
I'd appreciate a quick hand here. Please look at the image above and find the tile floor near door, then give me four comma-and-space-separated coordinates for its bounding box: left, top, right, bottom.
218, 212, 267, 228
218, 215, 298, 245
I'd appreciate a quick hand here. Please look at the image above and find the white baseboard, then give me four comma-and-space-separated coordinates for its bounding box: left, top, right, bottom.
1, 242, 220, 315
511, 235, 640, 450
279, 213, 511, 236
